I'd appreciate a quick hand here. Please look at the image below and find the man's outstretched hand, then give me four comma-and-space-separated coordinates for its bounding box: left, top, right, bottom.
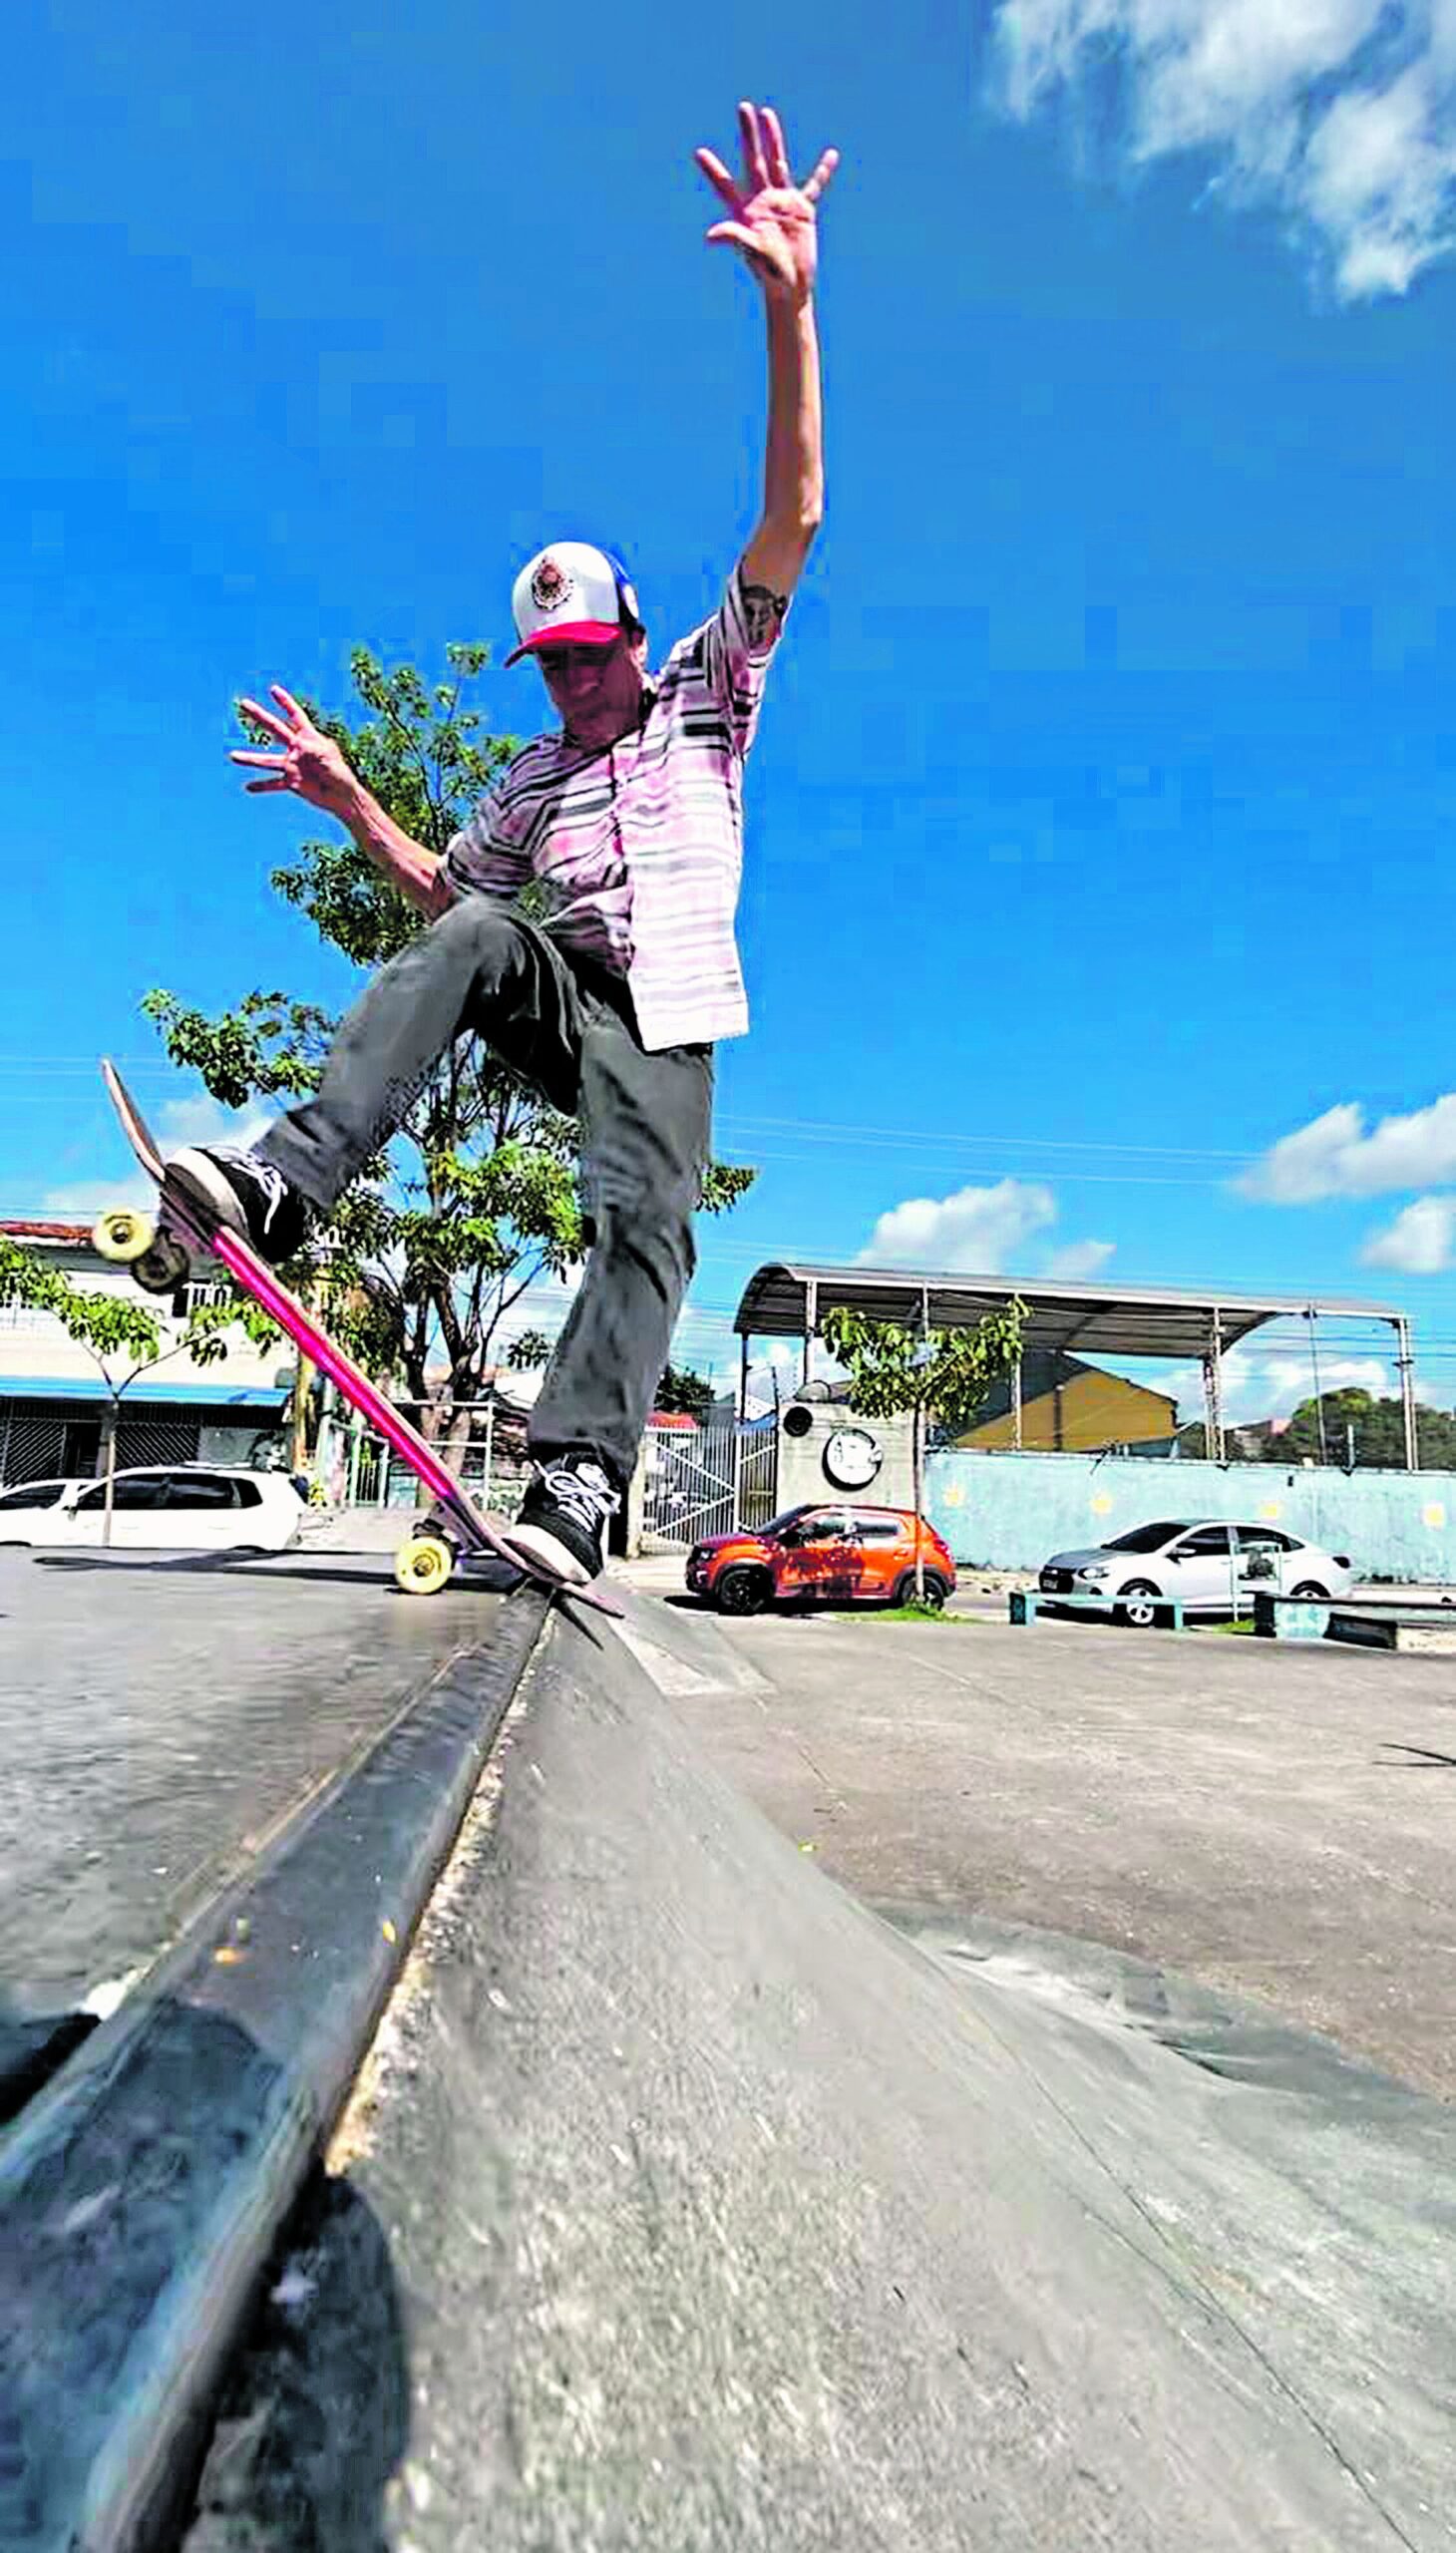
696, 102, 838, 305
230, 686, 359, 817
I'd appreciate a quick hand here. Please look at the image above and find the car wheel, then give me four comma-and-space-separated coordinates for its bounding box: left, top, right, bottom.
1116, 1579, 1161, 1630
1289, 1580, 1329, 1602
894, 1570, 947, 1610
716, 1567, 771, 1618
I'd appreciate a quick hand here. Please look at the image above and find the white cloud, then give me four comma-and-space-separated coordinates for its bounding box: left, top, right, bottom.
990, 0, 1456, 299
857, 1178, 1058, 1273
1239, 1093, 1456, 1201
1163, 1343, 1401, 1420
1258, 1353, 1393, 1406
155, 1096, 274, 1154
1359, 1195, 1456, 1272
1162, 1341, 1255, 1418
41, 1094, 273, 1217
39, 1177, 152, 1218
1040, 1237, 1117, 1281
742, 1340, 846, 1408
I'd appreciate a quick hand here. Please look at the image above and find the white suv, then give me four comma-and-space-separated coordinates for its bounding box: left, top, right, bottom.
0, 1466, 305, 1554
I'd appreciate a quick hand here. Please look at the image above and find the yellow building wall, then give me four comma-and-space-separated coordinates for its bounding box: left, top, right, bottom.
960, 1368, 1176, 1454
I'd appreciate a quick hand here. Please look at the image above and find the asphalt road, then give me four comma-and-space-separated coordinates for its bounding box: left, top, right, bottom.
0, 1546, 511, 2019
655, 1598, 1456, 2101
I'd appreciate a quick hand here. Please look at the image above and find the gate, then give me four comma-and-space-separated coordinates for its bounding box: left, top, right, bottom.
643, 1417, 777, 1545
316, 1398, 530, 1514
736, 1420, 778, 1532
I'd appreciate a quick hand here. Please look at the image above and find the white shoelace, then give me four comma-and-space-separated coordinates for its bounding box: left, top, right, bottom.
535, 1463, 618, 1535
210, 1145, 293, 1241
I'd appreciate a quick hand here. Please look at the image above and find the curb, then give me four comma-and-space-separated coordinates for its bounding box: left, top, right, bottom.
0, 1585, 551, 2552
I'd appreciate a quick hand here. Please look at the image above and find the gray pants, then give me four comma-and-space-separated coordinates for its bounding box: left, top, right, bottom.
257, 901, 713, 1489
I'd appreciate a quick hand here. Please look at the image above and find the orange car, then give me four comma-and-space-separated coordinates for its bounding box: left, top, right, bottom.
686, 1503, 957, 1616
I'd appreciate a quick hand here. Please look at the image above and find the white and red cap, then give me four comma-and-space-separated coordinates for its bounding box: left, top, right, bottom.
505, 541, 641, 667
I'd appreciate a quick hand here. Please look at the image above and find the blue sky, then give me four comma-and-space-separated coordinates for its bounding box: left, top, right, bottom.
6, 0, 1456, 1419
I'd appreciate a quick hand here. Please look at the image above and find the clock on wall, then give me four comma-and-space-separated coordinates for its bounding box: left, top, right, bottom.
822, 1425, 883, 1492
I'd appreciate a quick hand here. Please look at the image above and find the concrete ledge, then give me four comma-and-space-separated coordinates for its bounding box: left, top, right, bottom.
184, 1599, 1455, 2548
1330, 1608, 1456, 1653
1255, 1591, 1456, 1650
0, 1585, 550, 2552
1009, 1589, 1185, 1629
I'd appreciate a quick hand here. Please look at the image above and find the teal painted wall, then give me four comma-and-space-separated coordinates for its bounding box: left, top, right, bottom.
926, 1449, 1456, 1583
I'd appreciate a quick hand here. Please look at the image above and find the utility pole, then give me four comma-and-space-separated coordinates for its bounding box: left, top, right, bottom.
1202, 1308, 1226, 1464
1395, 1315, 1419, 1472
290, 1347, 314, 1477
1305, 1308, 1326, 1465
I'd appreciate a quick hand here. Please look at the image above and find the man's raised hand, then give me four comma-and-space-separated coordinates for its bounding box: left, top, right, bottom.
230, 686, 358, 816
696, 102, 838, 305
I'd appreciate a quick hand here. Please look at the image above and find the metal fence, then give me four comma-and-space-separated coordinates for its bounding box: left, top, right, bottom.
642, 1419, 778, 1544
316, 1400, 530, 1515
313, 1401, 779, 1545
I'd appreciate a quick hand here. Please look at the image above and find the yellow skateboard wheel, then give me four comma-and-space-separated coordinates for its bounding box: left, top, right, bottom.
92, 1208, 156, 1263
394, 1534, 455, 1597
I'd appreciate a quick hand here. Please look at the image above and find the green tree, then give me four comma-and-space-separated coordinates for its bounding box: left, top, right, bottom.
144, 646, 754, 1459
1264, 1388, 1456, 1470
654, 1363, 716, 1418
821, 1300, 1026, 1600
1180, 1388, 1456, 1468
0, 1234, 280, 1539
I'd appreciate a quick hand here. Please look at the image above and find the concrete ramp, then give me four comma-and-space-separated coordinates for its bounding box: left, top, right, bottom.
188, 1603, 1453, 2549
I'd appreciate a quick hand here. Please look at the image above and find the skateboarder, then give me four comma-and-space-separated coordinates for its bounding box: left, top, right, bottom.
167, 101, 837, 1587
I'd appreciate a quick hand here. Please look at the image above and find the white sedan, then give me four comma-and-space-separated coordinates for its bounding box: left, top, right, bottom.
0, 1465, 306, 1554
1038, 1518, 1353, 1627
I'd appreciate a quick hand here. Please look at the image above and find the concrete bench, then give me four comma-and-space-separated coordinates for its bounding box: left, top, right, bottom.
1008, 1590, 1185, 1632
1251, 1593, 1332, 1642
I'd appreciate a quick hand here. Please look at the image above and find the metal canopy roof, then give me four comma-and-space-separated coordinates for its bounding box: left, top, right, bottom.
0, 1377, 290, 1405
733, 1263, 1405, 1363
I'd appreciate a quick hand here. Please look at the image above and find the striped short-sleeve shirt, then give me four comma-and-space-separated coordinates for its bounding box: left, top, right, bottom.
443, 565, 782, 1052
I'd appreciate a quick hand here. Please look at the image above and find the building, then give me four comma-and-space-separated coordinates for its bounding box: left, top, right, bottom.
955, 1349, 1177, 1455
0, 1221, 291, 1485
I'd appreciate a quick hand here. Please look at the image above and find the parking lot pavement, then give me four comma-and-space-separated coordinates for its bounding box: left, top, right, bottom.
0, 1547, 510, 2016
651, 1600, 1456, 2101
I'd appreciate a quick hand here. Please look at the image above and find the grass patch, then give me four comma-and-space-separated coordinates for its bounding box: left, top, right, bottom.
831, 1603, 977, 1627
1203, 1617, 1257, 1637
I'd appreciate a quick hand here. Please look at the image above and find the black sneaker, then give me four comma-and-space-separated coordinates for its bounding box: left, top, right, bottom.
507, 1454, 618, 1586
164, 1144, 309, 1266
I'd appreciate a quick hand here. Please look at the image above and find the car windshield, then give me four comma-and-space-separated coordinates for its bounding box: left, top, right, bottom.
758, 1508, 811, 1540
1101, 1521, 1191, 1553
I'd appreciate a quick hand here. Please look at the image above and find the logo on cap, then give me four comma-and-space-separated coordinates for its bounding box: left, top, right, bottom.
530, 556, 573, 614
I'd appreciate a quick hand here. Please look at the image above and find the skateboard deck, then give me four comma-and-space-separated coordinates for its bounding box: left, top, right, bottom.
95, 1059, 621, 1614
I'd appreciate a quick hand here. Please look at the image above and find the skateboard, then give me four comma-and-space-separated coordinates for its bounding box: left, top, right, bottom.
92, 1059, 621, 1614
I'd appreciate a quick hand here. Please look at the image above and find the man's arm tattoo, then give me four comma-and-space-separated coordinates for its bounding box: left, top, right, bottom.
741, 582, 789, 648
